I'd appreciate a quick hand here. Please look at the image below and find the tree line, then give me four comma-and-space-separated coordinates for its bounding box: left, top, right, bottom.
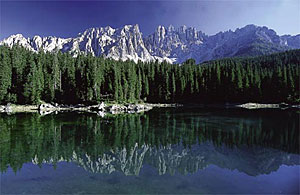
0, 45, 299, 104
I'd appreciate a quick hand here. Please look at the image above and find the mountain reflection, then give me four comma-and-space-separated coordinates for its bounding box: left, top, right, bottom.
0, 109, 299, 176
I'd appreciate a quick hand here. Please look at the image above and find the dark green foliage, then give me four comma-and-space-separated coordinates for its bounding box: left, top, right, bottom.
0, 45, 299, 104
0, 47, 12, 102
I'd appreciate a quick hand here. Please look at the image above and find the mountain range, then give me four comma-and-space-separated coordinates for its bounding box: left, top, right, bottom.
1, 24, 299, 64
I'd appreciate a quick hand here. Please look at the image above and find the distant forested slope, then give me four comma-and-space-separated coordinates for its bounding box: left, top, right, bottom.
0, 45, 299, 104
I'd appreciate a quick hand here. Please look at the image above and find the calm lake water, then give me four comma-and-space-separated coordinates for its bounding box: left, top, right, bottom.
0, 108, 299, 194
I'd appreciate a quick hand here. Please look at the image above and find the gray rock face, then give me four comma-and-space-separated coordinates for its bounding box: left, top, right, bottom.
96, 102, 106, 111
280, 34, 300, 49
1, 24, 299, 64
0, 25, 160, 63
144, 25, 207, 63
106, 104, 152, 113
4, 103, 12, 113
37, 102, 153, 115
39, 103, 55, 110
0, 105, 6, 112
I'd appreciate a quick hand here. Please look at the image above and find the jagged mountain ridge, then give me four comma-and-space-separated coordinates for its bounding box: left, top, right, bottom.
1, 24, 299, 64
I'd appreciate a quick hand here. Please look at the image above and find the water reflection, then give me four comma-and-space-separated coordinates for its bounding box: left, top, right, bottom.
0, 108, 299, 176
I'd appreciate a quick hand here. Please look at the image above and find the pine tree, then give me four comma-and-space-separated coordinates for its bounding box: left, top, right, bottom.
23, 55, 40, 104
136, 68, 142, 100
0, 47, 12, 103
171, 72, 176, 101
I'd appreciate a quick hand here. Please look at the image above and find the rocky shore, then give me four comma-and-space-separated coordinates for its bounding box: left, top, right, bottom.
0, 102, 180, 116
182, 102, 299, 110
234, 102, 299, 109
0, 102, 298, 115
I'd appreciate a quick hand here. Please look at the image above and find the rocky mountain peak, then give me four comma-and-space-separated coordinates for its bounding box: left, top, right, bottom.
1, 24, 299, 64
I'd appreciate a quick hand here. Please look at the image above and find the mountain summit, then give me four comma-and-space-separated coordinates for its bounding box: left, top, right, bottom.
1, 24, 299, 64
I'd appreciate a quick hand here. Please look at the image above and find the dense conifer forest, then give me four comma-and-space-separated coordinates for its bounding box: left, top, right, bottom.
0, 45, 299, 104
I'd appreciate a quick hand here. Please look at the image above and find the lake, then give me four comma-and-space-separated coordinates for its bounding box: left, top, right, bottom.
0, 108, 299, 194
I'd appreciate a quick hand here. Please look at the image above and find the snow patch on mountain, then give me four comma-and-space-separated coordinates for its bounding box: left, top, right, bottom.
1, 24, 299, 64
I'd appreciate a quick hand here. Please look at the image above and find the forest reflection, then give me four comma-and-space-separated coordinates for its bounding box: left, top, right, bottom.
0, 108, 299, 176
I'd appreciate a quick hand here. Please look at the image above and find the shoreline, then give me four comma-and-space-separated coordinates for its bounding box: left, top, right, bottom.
182, 102, 300, 109
0, 102, 181, 116
0, 102, 298, 115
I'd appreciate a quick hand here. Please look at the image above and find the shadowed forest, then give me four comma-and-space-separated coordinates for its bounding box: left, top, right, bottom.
0, 46, 299, 105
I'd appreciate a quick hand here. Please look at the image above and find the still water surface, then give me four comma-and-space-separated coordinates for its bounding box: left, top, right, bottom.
0, 108, 299, 194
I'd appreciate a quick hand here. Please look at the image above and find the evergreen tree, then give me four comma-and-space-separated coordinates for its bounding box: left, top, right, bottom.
0, 47, 12, 102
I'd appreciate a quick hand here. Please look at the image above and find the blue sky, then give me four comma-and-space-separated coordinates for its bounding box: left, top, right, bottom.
1, 0, 299, 40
